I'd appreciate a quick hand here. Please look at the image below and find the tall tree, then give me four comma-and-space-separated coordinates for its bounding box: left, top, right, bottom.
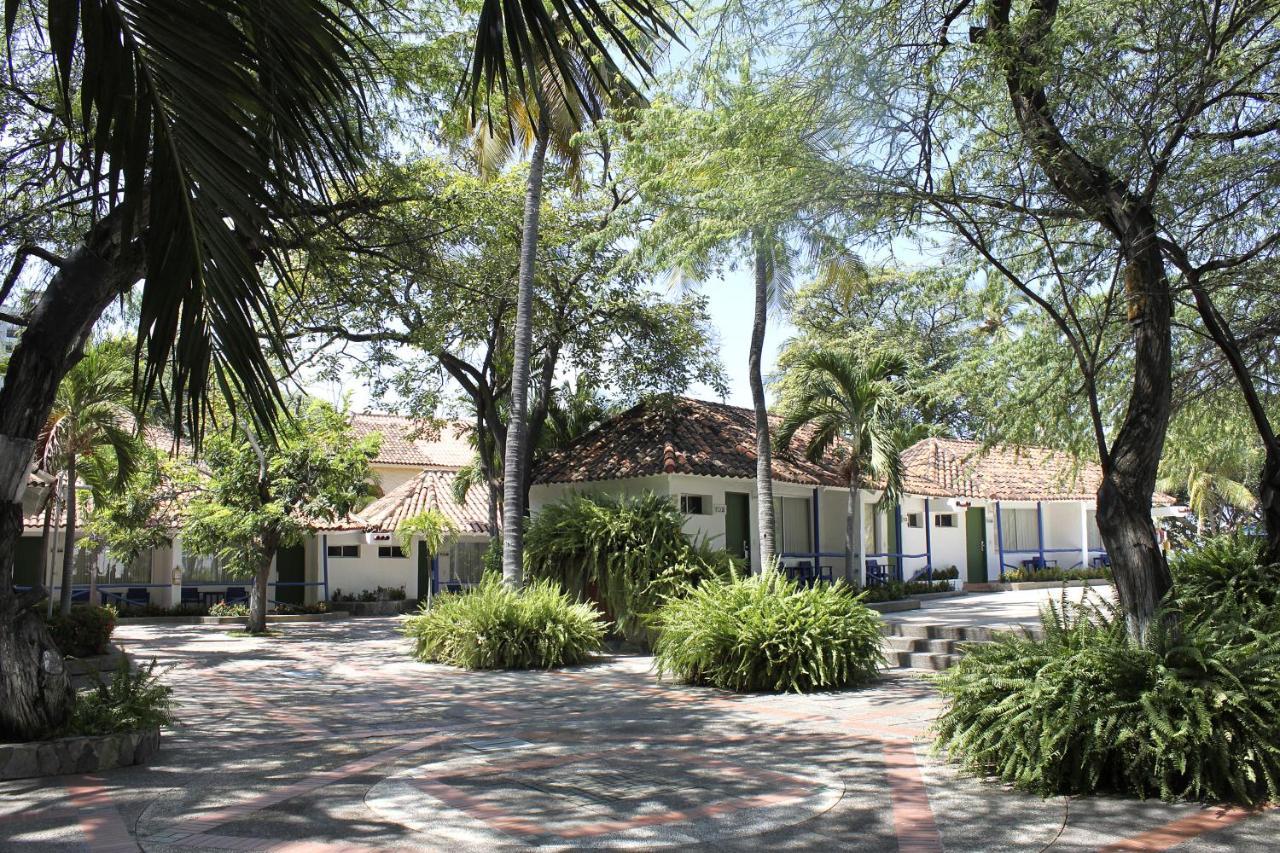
621, 78, 855, 572
182, 402, 379, 634
775, 350, 910, 584
36, 344, 139, 614
0, 0, 375, 739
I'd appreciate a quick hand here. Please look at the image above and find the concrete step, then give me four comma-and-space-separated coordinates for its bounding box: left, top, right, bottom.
880, 620, 1026, 671
888, 650, 964, 671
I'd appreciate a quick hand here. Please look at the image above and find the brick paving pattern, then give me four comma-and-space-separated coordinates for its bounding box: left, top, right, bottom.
1, 618, 1276, 851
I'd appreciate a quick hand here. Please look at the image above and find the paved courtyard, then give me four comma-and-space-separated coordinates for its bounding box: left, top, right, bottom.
2, 613, 1277, 851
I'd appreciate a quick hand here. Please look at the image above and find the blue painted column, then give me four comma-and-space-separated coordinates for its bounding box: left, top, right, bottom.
812, 487, 821, 567
924, 498, 933, 582
995, 501, 1005, 579
1036, 501, 1046, 567
893, 503, 904, 582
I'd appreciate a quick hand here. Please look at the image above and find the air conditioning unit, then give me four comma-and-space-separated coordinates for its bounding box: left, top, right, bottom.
364, 532, 395, 544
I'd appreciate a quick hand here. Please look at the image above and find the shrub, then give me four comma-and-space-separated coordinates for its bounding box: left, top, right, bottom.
46, 605, 117, 657
524, 492, 739, 642
652, 571, 886, 693
402, 576, 607, 670
208, 601, 249, 617
66, 657, 175, 735
933, 593, 1280, 803
1170, 534, 1280, 620
1002, 566, 1112, 583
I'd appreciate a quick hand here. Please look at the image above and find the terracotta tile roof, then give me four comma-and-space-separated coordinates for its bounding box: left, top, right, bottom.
900, 437, 1176, 504
533, 397, 1175, 505
349, 413, 473, 469
353, 470, 490, 534
534, 397, 867, 487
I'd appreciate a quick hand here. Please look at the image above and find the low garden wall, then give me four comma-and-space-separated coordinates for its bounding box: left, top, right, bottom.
0, 728, 160, 781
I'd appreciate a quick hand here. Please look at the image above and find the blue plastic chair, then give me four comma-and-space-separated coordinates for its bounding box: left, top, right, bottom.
865, 560, 888, 587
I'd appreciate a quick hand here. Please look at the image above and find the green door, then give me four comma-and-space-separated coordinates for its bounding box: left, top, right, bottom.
965, 507, 988, 584
417, 541, 433, 601
724, 493, 751, 566
275, 544, 305, 605
14, 537, 43, 588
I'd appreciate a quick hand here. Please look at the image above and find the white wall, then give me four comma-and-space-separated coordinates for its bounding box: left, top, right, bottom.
371, 464, 420, 496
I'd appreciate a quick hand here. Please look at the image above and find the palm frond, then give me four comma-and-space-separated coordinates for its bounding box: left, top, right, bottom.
11, 0, 377, 446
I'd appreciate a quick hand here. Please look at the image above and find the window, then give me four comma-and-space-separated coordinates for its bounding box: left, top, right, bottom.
326, 544, 359, 558
772, 496, 813, 554
182, 553, 234, 582
377, 545, 406, 559
101, 552, 152, 584
448, 541, 487, 585
933, 513, 956, 528
679, 495, 710, 515
905, 513, 922, 528
1086, 510, 1102, 551
999, 508, 1039, 552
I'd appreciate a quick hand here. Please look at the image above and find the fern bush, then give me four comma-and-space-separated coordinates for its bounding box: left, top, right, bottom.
524, 492, 739, 642
1170, 533, 1280, 620
402, 576, 607, 670
66, 658, 175, 735
652, 571, 885, 693
934, 593, 1280, 803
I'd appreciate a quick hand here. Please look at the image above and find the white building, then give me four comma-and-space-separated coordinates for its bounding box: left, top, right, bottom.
15, 413, 490, 608
530, 397, 1179, 586
0, 319, 19, 360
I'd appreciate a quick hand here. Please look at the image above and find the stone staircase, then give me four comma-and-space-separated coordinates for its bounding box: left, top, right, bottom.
880, 622, 1043, 672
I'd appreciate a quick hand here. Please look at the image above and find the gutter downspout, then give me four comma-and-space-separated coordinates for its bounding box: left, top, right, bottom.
995, 501, 1006, 580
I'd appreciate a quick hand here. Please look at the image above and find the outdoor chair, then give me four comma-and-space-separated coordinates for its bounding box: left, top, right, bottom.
181, 586, 201, 606
865, 560, 888, 587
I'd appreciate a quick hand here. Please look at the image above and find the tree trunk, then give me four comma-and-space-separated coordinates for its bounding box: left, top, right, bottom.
1261, 448, 1280, 565
58, 452, 77, 615
985, 0, 1174, 643
39, 497, 53, 602
500, 125, 549, 588
247, 552, 275, 634
0, 504, 74, 740
1094, 246, 1174, 644
846, 463, 859, 585
750, 237, 776, 573
0, 203, 143, 738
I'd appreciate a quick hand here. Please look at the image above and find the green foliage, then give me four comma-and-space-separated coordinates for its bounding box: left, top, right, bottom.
1170, 535, 1280, 620
652, 571, 885, 693
208, 601, 249, 617
934, 593, 1280, 803
65, 659, 175, 736
46, 606, 118, 657
402, 577, 607, 670
483, 536, 503, 577
1002, 566, 1112, 583
523, 492, 739, 642
860, 579, 955, 602
1158, 399, 1261, 536
396, 509, 458, 555
182, 399, 379, 580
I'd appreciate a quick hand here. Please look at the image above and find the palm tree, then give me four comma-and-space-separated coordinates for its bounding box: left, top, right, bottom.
747, 230, 793, 571
775, 350, 910, 585
37, 346, 139, 615
1158, 406, 1260, 536
469, 33, 656, 589
0, 0, 375, 740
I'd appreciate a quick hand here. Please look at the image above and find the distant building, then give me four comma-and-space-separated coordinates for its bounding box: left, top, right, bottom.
0, 319, 18, 360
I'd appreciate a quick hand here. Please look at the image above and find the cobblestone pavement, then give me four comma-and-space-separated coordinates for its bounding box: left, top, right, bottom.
2, 618, 1277, 851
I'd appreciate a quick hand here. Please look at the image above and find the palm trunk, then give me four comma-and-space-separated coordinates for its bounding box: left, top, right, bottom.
0, 203, 143, 738
58, 452, 77, 615
39, 497, 53, 602
750, 237, 776, 573
500, 125, 549, 587
846, 463, 859, 585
